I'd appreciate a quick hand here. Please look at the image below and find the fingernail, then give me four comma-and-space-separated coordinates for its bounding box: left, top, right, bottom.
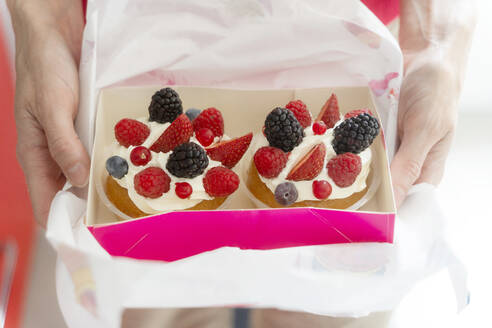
67, 163, 89, 187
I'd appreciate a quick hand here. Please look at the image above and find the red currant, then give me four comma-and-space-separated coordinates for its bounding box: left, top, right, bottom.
312, 121, 327, 135
312, 180, 332, 200
130, 146, 151, 166
175, 182, 193, 199
196, 128, 214, 147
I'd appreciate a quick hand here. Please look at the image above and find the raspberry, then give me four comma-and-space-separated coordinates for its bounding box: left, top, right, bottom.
344, 108, 374, 119
274, 182, 298, 206
134, 167, 171, 198
264, 107, 304, 152
150, 114, 193, 153
206, 133, 253, 169
332, 113, 380, 154
286, 143, 326, 181
285, 100, 311, 128
312, 121, 327, 135
114, 119, 150, 148
253, 146, 289, 179
166, 142, 209, 178
312, 180, 332, 200
203, 166, 240, 197
327, 153, 362, 187
175, 182, 193, 199
106, 156, 128, 179
130, 146, 152, 166
148, 87, 183, 123
193, 107, 224, 138
316, 93, 340, 128
196, 128, 214, 147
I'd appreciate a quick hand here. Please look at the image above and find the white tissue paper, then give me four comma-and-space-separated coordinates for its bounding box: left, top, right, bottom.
44, 1, 467, 327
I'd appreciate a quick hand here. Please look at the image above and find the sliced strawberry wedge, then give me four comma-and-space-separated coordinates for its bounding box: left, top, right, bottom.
150, 114, 193, 153
206, 133, 253, 169
286, 143, 326, 181
316, 93, 340, 128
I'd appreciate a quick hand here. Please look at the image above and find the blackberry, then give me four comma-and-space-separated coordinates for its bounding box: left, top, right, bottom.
332, 113, 380, 154
148, 87, 183, 123
106, 156, 128, 179
166, 142, 209, 178
264, 107, 304, 152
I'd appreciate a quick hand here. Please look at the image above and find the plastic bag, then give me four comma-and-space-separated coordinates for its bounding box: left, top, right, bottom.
45, 1, 466, 327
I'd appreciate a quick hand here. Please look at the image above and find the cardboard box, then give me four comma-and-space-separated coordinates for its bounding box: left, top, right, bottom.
86, 86, 395, 261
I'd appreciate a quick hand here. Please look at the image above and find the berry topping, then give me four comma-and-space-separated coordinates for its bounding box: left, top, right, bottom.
344, 108, 374, 119
327, 153, 362, 187
148, 87, 183, 123
149, 114, 193, 153
203, 166, 240, 197
332, 113, 380, 154
312, 121, 327, 135
114, 119, 150, 148
285, 100, 312, 128
206, 133, 253, 169
196, 128, 215, 147
130, 146, 152, 166
286, 143, 326, 181
274, 182, 298, 206
134, 167, 171, 198
253, 146, 289, 179
185, 108, 201, 121
175, 182, 193, 199
193, 107, 224, 138
166, 142, 209, 178
106, 156, 128, 179
316, 93, 340, 128
312, 180, 332, 200
264, 107, 304, 152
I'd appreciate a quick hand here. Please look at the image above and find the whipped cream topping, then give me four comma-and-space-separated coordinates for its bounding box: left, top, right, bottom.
109, 118, 223, 214
253, 120, 372, 202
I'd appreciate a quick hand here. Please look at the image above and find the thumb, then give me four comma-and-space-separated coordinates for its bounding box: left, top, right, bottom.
390, 135, 432, 208
42, 109, 90, 187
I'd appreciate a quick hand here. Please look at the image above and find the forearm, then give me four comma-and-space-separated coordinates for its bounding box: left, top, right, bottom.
399, 0, 477, 90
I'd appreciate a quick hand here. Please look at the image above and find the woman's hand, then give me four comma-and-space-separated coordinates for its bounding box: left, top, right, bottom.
8, 0, 89, 227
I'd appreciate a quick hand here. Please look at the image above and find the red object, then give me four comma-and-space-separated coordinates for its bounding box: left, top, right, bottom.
327, 153, 362, 188
130, 146, 152, 166
316, 93, 340, 129
114, 118, 150, 148
134, 167, 171, 198
312, 121, 327, 135
0, 24, 35, 328
285, 100, 311, 129
253, 146, 288, 179
286, 143, 326, 181
203, 166, 239, 197
195, 128, 214, 147
175, 182, 193, 199
206, 133, 253, 169
361, 0, 399, 25
193, 108, 224, 138
344, 108, 374, 120
312, 180, 332, 200
150, 114, 193, 153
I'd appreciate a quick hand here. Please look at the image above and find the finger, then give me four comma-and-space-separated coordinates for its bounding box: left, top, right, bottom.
41, 106, 90, 187
416, 132, 454, 185
390, 134, 433, 208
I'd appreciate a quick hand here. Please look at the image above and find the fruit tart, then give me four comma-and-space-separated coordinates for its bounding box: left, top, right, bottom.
245, 94, 380, 209
104, 87, 252, 218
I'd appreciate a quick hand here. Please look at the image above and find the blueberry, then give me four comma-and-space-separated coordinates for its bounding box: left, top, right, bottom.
106, 156, 128, 179
185, 108, 201, 122
274, 182, 298, 206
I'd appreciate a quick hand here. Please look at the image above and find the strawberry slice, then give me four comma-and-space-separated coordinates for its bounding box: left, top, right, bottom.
286, 143, 326, 181
206, 133, 253, 169
316, 93, 340, 128
150, 114, 193, 153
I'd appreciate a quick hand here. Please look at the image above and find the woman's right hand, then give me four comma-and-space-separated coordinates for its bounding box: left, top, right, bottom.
8, 0, 89, 227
